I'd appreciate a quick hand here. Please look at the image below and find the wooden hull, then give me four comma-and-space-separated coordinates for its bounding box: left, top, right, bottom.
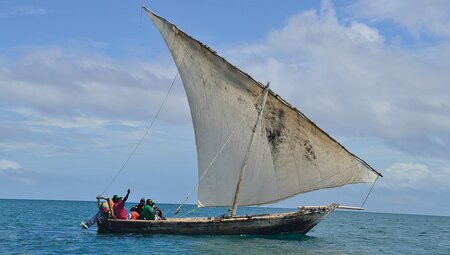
97, 205, 335, 235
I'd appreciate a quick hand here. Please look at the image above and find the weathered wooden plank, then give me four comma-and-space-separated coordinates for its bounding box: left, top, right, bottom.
98, 204, 337, 235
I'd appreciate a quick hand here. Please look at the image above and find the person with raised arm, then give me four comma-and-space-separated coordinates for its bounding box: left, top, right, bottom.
112, 189, 131, 220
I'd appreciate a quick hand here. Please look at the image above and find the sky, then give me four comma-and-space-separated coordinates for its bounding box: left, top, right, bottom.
1, 0, 449, 216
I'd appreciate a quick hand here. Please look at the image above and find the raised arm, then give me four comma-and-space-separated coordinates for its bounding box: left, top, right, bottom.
96, 196, 102, 208
96, 195, 108, 207
123, 189, 130, 202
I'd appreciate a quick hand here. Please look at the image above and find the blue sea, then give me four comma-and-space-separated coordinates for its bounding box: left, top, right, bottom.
0, 199, 449, 254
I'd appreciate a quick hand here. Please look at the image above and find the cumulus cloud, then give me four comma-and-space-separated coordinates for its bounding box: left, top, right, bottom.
379, 162, 450, 191
380, 162, 429, 189
225, 0, 450, 160
350, 0, 450, 38
2, 1, 449, 162
0, 47, 190, 123
0, 47, 193, 155
1, 0, 449, 196
11, 107, 139, 129
0, 159, 32, 184
268, 0, 385, 52
0, 159, 21, 170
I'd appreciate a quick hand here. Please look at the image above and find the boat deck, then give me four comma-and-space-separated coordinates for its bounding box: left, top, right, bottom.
98, 205, 336, 235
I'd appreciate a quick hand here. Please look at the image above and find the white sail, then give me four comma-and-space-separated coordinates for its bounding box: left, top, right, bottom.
145, 9, 381, 207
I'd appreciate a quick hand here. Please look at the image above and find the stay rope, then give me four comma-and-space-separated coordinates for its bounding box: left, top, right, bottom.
174, 89, 266, 215
360, 175, 379, 208
178, 207, 197, 218
100, 71, 179, 196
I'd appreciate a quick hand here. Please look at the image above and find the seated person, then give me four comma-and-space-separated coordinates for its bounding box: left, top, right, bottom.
130, 197, 146, 220
143, 199, 166, 220
112, 189, 131, 220
154, 205, 166, 220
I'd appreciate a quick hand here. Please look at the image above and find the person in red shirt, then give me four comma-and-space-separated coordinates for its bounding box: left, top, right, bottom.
112, 189, 131, 220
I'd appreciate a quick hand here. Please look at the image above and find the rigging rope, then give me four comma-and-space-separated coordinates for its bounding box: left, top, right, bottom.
100, 71, 179, 196
177, 207, 197, 218
360, 175, 379, 208
174, 89, 266, 215
139, 5, 143, 28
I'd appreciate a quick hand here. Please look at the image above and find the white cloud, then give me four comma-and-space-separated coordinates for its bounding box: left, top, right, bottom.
267, 0, 384, 53
378, 162, 450, 191
0, 48, 190, 124
381, 163, 429, 189
0, 47, 191, 157
0, 159, 32, 184
2, 1, 449, 162
11, 108, 110, 129
0, 159, 21, 170
350, 0, 450, 38
349, 22, 384, 43
225, 0, 450, 160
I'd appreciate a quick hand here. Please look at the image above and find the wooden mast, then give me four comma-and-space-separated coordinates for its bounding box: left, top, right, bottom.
231, 83, 270, 217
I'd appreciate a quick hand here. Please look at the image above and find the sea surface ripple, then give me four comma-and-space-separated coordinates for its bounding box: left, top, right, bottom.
0, 199, 449, 254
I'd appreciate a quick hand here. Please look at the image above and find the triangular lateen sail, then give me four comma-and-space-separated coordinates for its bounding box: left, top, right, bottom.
144, 8, 381, 208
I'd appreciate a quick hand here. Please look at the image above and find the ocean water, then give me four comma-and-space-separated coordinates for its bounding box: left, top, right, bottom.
0, 199, 449, 254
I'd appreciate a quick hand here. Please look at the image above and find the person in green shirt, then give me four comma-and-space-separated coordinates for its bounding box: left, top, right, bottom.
143, 199, 166, 220
143, 199, 156, 220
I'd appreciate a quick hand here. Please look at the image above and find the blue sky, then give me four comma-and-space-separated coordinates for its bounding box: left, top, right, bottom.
1, 0, 450, 216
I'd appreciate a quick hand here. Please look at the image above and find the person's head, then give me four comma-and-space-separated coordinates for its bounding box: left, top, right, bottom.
112, 195, 122, 203
139, 198, 145, 205
146, 199, 154, 206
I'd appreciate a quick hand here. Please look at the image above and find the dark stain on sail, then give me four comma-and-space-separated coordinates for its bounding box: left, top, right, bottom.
236, 95, 245, 104
302, 139, 317, 161
294, 119, 317, 161
265, 107, 286, 154
247, 88, 259, 99
264, 103, 317, 162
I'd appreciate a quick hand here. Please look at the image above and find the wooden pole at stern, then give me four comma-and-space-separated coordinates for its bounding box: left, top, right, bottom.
231, 83, 270, 217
